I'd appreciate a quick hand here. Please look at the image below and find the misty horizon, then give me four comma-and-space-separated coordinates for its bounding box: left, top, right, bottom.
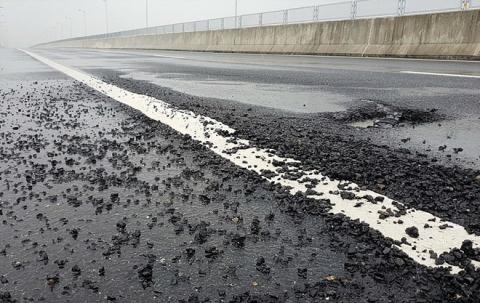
0, 0, 341, 47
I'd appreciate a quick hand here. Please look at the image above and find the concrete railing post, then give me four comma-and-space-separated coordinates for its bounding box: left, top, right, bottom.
207, 20, 210, 31
314, 5, 320, 21
351, 0, 358, 20
283, 10, 288, 24
239, 16, 242, 28
259, 13, 263, 26
221, 18, 225, 30
398, 0, 406, 16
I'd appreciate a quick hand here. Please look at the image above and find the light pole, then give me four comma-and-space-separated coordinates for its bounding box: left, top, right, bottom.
0, 7, 6, 47
78, 9, 87, 36
57, 22, 64, 39
103, 0, 109, 38
65, 17, 73, 38
235, 0, 238, 28
145, 0, 149, 28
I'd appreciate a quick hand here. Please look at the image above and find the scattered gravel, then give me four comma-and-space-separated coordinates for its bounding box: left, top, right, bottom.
1, 65, 480, 302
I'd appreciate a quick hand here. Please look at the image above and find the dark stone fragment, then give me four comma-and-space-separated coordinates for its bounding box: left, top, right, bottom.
297, 268, 307, 279
231, 234, 246, 248
37, 250, 49, 265
405, 226, 419, 238
250, 217, 261, 235
185, 248, 196, 259
70, 228, 79, 240
205, 246, 221, 259
138, 264, 154, 289
72, 265, 81, 277
340, 191, 356, 200
461, 240, 476, 257
256, 256, 271, 275
82, 279, 99, 293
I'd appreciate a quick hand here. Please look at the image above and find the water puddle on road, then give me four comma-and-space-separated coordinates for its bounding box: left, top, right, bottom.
120, 71, 348, 113
350, 119, 376, 128
22, 49, 480, 274
386, 118, 480, 169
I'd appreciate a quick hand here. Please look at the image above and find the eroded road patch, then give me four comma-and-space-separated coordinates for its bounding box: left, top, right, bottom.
22, 50, 480, 273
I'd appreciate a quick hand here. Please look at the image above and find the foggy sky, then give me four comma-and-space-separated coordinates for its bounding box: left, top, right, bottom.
0, 0, 340, 47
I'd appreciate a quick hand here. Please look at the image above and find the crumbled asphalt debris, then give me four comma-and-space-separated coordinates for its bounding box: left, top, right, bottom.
250, 217, 261, 235
297, 268, 308, 279
102, 72, 480, 233
329, 100, 442, 128
0, 276, 8, 284
460, 240, 480, 261
1, 63, 480, 302
138, 263, 154, 289
405, 226, 419, 238
71, 265, 82, 277
255, 256, 271, 275
230, 233, 246, 248
340, 191, 356, 200
37, 250, 49, 265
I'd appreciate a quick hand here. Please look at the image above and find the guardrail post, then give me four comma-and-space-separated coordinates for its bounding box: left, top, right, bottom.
314, 5, 320, 21
221, 18, 225, 30
283, 10, 288, 24
239, 16, 242, 28
351, 0, 358, 20
259, 13, 263, 26
398, 0, 406, 16
182, 23, 185, 33
207, 20, 210, 31
462, 0, 471, 10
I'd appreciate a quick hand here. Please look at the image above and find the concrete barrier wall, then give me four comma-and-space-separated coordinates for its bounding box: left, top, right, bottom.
43, 9, 480, 59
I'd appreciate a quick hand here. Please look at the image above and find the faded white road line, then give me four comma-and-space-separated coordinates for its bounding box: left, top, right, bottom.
153, 54, 186, 60
401, 71, 480, 79
22, 49, 480, 274
96, 49, 186, 60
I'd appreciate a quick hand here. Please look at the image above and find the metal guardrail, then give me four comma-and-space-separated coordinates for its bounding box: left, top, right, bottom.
55, 0, 479, 43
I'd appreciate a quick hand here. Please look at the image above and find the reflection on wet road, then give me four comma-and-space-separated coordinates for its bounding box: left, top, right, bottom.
120, 71, 348, 113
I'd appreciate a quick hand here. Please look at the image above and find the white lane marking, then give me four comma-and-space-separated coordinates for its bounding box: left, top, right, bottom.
400, 71, 480, 79
95, 49, 186, 60
107, 48, 480, 64
153, 54, 186, 59
287, 55, 480, 64
21, 49, 480, 274
158, 49, 480, 64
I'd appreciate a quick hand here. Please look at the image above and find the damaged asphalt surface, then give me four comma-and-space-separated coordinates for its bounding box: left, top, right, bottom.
1, 48, 480, 302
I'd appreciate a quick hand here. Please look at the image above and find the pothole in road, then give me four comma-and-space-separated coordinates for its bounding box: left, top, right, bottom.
331, 99, 442, 129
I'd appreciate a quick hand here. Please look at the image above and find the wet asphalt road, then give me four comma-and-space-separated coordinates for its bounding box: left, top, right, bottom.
32, 48, 480, 169
1, 48, 480, 302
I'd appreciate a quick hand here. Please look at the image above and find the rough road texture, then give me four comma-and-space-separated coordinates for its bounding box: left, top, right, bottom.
1, 54, 480, 302
104, 73, 480, 234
